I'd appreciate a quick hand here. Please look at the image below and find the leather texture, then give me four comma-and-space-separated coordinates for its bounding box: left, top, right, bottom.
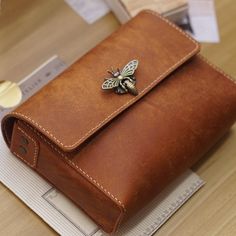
2, 10, 236, 233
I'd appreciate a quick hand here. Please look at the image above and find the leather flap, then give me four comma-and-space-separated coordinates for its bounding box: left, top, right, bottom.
2, 10, 200, 152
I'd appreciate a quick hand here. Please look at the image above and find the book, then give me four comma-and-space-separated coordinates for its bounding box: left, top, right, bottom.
105, 0, 188, 23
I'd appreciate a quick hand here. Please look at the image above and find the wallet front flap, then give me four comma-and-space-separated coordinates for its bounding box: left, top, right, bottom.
2, 10, 199, 152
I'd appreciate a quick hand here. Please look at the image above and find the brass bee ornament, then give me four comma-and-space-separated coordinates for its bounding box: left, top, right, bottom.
102, 59, 139, 96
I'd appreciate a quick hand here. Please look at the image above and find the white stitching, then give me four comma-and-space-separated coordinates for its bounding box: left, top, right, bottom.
198, 55, 236, 84
23, 122, 125, 210
145, 10, 198, 46
14, 126, 38, 168
8, 11, 199, 149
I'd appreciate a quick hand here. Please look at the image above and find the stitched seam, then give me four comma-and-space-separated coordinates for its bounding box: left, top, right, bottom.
23, 122, 125, 210
8, 11, 198, 149
14, 126, 38, 168
198, 55, 236, 85
145, 10, 198, 46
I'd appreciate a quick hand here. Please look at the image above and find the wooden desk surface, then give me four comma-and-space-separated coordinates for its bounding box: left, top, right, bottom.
0, 0, 236, 235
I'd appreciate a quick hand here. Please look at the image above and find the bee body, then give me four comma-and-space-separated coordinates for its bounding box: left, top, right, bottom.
123, 79, 138, 96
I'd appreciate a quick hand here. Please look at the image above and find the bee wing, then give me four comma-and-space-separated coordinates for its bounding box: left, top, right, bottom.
102, 78, 120, 89
121, 60, 139, 77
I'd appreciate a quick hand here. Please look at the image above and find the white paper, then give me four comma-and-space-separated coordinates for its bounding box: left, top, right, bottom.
64, 0, 110, 24
0, 56, 205, 235
44, 171, 204, 236
188, 0, 220, 43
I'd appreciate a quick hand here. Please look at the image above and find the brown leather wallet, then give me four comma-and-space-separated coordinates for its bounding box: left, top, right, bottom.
2, 10, 236, 233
